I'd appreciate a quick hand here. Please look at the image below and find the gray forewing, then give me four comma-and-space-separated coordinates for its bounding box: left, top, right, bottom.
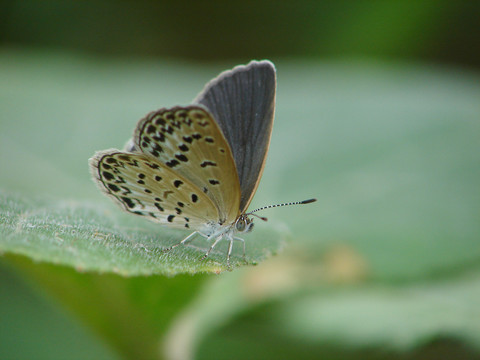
194, 60, 276, 212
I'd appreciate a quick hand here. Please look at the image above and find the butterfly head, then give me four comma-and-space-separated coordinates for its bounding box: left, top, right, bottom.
234, 214, 254, 234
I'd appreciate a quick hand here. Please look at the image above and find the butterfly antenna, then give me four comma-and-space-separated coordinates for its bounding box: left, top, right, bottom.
247, 198, 317, 221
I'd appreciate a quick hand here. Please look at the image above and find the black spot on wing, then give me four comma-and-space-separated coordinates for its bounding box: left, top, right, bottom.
178, 144, 189, 152
191, 111, 205, 120
175, 154, 188, 162
154, 117, 166, 126
153, 133, 165, 142
102, 171, 114, 180
183, 117, 193, 126
166, 159, 180, 168
176, 110, 187, 118
200, 161, 217, 168
121, 197, 135, 209
146, 125, 156, 134
150, 144, 163, 157
146, 162, 160, 170
108, 184, 120, 192
127, 159, 140, 167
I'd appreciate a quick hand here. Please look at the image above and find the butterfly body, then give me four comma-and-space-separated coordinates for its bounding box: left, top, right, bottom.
90, 61, 277, 266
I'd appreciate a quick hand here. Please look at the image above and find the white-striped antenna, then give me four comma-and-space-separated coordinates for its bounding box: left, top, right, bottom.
246, 198, 317, 221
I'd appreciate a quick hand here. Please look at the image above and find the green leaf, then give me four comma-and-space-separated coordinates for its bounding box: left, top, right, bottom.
0, 261, 121, 360
2, 255, 208, 360
1, 49, 480, 359
164, 260, 480, 360
0, 190, 286, 275
272, 271, 480, 350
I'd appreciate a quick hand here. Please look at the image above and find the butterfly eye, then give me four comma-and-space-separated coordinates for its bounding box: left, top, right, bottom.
235, 218, 247, 232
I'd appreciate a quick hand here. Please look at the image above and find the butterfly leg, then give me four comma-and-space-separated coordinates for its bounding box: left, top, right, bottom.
199, 235, 223, 262
162, 231, 198, 252
234, 237, 246, 263
226, 238, 235, 268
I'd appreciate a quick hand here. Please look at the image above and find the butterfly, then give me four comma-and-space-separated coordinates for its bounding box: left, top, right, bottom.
89, 60, 316, 266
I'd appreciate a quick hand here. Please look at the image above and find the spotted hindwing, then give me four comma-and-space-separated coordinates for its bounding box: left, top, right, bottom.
89, 150, 220, 230
134, 105, 241, 224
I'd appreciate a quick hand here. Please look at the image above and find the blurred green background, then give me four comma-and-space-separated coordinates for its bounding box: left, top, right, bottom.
1, 1, 479, 360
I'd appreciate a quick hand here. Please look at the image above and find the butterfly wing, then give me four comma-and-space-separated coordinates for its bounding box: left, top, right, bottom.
194, 60, 276, 213
133, 106, 241, 224
89, 150, 220, 230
